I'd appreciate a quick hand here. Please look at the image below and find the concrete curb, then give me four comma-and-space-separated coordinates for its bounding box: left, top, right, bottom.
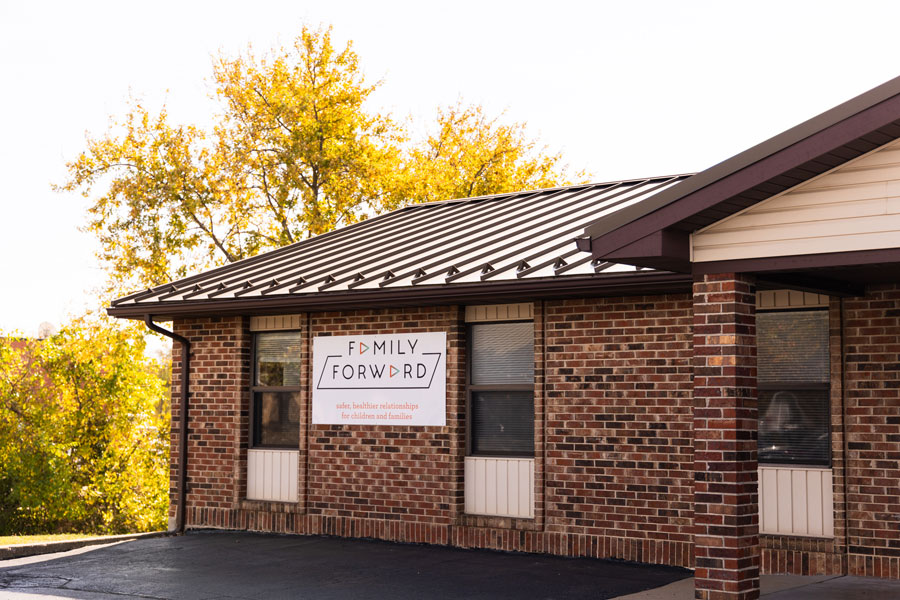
0, 531, 168, 560
610, 574, 842, 599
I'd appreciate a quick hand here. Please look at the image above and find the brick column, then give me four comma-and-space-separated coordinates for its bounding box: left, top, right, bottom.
693, 273, 759, 600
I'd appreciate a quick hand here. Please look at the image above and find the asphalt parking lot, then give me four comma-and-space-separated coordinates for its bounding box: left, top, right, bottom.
0, 531, 690, 599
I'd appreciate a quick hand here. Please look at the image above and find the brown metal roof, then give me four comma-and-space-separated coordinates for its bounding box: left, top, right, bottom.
583, 74, 900, 259
108, 176, 693, 319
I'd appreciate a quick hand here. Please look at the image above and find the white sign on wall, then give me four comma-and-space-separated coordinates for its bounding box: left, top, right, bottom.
312, 332, 446, 426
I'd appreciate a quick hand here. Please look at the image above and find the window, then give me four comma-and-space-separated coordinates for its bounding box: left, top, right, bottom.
757, 310, 830, 466
468, 321, 534, 456
251, 331, 302, 448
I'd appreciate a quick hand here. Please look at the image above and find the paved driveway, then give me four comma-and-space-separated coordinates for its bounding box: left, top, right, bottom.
0, 531, 690, 599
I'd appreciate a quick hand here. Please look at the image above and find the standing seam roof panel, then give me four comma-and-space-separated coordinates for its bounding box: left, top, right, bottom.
112, 175, 692, 307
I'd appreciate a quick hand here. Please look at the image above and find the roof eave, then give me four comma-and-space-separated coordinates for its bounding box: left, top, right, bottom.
108, 272, 693, 320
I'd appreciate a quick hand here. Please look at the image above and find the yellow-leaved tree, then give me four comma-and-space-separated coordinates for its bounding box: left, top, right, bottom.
61, 25, 586, 297
387, 102, 582, 210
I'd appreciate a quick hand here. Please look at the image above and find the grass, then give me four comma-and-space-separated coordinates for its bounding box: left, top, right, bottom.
0, 533, 104, 546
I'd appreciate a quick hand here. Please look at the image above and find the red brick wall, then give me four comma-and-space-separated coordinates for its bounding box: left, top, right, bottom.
543, 295, 695, 564
166, 287, 900, 579
843, 283, 900, 578
172, 316, 250, 523
171, 299, 697, 566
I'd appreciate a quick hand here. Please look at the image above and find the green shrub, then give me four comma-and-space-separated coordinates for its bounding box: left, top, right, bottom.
0, 318, 169, 534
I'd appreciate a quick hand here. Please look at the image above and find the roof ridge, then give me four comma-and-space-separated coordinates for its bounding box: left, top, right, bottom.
400, 173, 697, 209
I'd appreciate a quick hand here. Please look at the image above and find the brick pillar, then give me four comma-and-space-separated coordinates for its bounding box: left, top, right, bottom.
693, 273, 759, 600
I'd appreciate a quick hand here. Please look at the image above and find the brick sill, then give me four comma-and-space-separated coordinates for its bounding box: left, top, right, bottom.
761, 534, 836, 542
458, 513, 540, 531
240, 499, 304, 513
761, 534, 838, 553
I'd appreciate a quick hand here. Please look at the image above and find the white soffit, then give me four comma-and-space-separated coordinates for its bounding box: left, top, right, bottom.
692, 138, 900, 263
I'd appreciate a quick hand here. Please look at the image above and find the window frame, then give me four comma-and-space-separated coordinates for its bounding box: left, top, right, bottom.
249, 330, 302, 450
465, 319, 535, 458
756, 307, 831, 468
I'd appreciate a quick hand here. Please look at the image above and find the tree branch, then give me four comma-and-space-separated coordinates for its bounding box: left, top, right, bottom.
259, 169, 294, 243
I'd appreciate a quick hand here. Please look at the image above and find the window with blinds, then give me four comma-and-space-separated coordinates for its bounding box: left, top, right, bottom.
255, 331, 302, 387
252, 331, 302, 448
757, 310, 830, 466
468, 321, 534, 457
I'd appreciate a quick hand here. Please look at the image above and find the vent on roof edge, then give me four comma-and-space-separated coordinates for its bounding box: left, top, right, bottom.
317, 275, 339, 291
592, 260, 612, 273
288, 277, 308, 293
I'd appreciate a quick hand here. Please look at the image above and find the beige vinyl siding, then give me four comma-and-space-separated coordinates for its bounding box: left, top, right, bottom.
692, 138, 900, 262
759, 466, 834, 538
464, 457, 535, 518
247, 449, 299, 503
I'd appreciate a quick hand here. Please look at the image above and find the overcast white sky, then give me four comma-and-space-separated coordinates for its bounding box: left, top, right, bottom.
2, 0, 900, 336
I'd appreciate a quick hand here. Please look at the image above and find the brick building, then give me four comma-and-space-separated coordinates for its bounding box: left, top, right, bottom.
110, 77, 900, 600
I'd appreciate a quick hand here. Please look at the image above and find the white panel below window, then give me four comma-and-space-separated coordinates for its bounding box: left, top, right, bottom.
465, 457, 534, 518
247, 449, 299, 502
759, 466, 833, 537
